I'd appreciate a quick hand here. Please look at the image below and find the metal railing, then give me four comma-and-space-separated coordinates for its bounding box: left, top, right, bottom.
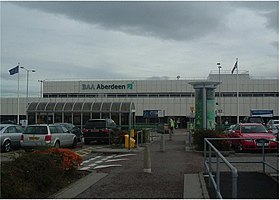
204, 138, 238, 199
204, 137, 279, 199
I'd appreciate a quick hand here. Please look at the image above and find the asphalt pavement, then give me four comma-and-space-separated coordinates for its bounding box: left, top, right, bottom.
75, 129, 205, 199
50, 128, 278, 199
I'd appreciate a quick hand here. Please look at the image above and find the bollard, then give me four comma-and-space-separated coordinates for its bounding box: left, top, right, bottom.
160, 134, 165, 152
169, 129, 172, 141
143, 143, 152, 173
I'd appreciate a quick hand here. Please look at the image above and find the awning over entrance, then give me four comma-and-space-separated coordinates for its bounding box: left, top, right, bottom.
27, 101, 135, 113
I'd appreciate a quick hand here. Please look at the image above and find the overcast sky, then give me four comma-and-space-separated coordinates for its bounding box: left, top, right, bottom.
1, 1, 279, 97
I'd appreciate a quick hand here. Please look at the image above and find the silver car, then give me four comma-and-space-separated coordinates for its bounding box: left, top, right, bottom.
20, 124, 78, 150
0, 124, 24, 152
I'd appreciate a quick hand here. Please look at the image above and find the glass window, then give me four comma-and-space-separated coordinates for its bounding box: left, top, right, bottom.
5, 126, 17, 133
49, 126, 58, 134
24, 126, 48, 134
15, 126, 24, 132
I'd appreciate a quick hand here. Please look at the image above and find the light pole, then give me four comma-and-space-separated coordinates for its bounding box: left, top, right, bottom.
217, 63, 222, 127
38, 80, 44, 98
20, 67, 36, 104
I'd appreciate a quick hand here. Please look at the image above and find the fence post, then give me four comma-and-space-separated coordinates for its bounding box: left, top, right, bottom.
262, 140, 265, 173
216, 155, 220, 199
232, 170, 238, 199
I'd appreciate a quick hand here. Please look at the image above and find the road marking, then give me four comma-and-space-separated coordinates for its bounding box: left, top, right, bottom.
79, 166, 91, 171
114, 154, 136, 158
93, 164, 122, 169
105, 158, 129, 162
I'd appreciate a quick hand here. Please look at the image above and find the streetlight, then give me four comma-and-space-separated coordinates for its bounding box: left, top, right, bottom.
217, 62, 222, 127
38, 80, 44, 98
20, 67, 36, 103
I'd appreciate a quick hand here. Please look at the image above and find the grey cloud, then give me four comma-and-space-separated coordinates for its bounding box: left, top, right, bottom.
13, 1, 232, 41
230, 1, 278, 32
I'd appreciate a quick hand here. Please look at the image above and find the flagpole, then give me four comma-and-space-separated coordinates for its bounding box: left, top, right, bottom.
236, 58, 239, 124
17, 62, 20, 124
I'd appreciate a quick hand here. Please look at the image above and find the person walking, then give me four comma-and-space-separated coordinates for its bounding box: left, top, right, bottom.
169, 118, 175, 135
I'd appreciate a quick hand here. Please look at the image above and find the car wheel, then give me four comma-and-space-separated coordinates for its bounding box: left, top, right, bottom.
54, 141, 60, 148
2, 140, 12, 152
235, 143, 243, 153
71, 138, 77, 148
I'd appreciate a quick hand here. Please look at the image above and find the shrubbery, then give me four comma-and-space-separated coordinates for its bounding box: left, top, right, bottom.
1, 148, 84, 198
192, 129, 231, 151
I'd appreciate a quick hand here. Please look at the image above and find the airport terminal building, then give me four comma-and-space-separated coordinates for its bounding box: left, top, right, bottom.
1, 71, 279, 128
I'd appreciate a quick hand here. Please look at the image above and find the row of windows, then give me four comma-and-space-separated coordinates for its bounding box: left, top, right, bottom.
43, 92, 279, 98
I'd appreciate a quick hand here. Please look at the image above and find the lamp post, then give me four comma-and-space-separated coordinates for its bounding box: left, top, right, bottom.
20, 67, 36, 104
38, 80, 44, 98
217, 63, 222, 127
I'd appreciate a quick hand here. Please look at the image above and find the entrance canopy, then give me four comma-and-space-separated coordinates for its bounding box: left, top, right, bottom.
27, 101, 135, 113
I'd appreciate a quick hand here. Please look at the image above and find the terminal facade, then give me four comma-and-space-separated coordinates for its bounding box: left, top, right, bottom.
1, 71, 279, 128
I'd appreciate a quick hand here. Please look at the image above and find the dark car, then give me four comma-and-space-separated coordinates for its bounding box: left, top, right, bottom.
82, 119, 116, 144
242, 116, 265, 125
55, 123, 82, 142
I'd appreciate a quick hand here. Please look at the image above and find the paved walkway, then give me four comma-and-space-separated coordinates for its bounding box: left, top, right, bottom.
52, 128, 278, 199
75, 129, 205, 199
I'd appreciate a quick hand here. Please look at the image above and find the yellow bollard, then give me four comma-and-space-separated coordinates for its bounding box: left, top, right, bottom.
125, 134, 135, 149
130, 129, 135, 137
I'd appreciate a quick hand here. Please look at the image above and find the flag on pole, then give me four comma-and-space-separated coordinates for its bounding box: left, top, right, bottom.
9, 65, 19, 75
231, 61, 237, 74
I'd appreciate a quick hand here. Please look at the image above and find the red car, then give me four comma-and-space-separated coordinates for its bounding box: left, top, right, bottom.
229, 123, 278, 152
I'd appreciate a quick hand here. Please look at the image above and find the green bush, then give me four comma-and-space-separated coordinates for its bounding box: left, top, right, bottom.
1, 149, 85, 198
192, 129, 230, 151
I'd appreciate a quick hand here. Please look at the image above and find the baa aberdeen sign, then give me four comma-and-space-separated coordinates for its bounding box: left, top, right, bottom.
81, 82, 134, 91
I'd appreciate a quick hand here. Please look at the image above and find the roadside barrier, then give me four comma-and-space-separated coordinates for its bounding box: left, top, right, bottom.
204, 137, 279, 199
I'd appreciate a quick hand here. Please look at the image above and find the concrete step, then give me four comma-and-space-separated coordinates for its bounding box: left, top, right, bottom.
184, 173, 209, 199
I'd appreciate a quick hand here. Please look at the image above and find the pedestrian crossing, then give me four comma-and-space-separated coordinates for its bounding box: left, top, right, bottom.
78, 153, 136, 171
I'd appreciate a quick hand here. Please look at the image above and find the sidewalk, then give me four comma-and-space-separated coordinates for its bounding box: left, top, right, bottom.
74, 129, 205, 199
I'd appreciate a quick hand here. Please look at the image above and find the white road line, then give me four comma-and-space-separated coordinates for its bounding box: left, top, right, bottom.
93, 164, 122, 169
105, 158, 129, 162
78, 166, 91, 171
89, 156, 101, 161
114, 154, 136, 158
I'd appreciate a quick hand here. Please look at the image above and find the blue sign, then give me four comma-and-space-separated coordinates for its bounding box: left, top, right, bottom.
143, 110, 158, 118
250, 109, 273, 117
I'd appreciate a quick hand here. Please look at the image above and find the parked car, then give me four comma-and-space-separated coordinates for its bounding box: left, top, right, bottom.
20, 124, 78, 150
55, 123, 82, 142
229, 123, 278, 152
267, 119, 279, 128
82, 119, 116, 144
242, 116, 265, 125
224, 124, 236, 134
0, 124, 24, 152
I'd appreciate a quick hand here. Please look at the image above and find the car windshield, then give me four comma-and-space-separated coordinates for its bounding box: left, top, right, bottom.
249, 118, 263, 123
24, 126, 48, 134
85, 120, 106, 129
0, 126, 5, 131
241, 125, 268, 133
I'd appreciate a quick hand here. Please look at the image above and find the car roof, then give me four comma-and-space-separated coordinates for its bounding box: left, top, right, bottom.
0, 124, 17, 127
239, 123, 263, 126
27, 124, 55, 126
